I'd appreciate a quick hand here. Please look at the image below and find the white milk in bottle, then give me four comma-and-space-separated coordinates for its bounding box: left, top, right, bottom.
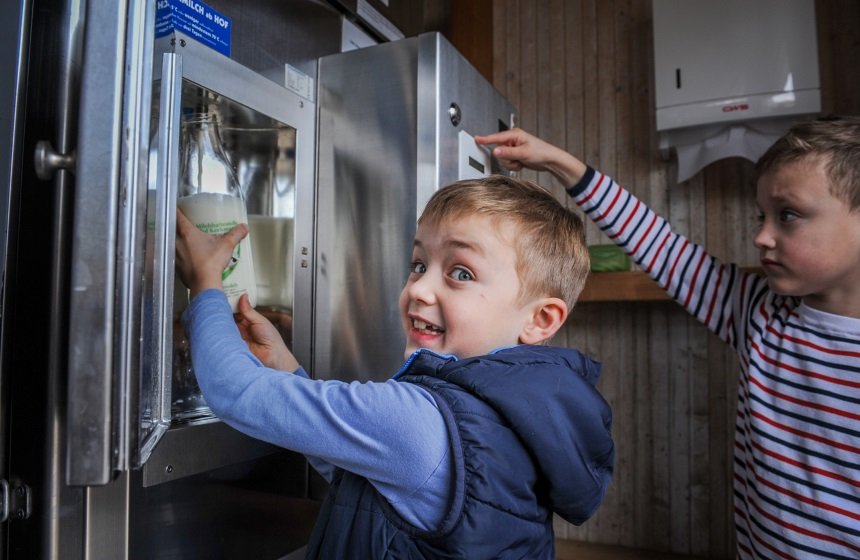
178, 113, 257, 312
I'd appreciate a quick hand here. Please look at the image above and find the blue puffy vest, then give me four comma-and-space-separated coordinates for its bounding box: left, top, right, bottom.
305, 346, 615, 559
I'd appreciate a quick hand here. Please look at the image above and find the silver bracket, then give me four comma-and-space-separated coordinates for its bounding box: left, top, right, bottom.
0, 479, 32, 523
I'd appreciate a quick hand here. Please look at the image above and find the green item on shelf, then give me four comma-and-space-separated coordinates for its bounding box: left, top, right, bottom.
588, 244, 630, 272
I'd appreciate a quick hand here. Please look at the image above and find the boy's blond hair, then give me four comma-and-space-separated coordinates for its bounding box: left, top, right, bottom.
756, 115, 860, 211
419, 175, 590, 313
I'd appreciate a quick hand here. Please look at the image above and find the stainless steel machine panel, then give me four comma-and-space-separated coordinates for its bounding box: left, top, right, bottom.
4, 1, 329, 558
315, 32, 516, 383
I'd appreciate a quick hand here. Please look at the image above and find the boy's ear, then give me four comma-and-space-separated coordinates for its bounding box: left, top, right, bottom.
519, 297, 568, 345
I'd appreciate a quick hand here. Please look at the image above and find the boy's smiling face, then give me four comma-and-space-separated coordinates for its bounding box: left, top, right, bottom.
755, 157, 860, 316
399, 214, 540, 359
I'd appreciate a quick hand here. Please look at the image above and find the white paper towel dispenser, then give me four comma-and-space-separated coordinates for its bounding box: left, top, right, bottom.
652, 0, 821, 181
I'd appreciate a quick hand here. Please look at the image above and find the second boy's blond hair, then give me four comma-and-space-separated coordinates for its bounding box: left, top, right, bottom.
756, 115, 860, 211
419, 175, 590, 314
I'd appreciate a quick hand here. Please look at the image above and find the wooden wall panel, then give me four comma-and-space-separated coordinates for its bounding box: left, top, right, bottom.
816, 0, 860, 115
488, 0, 860, 558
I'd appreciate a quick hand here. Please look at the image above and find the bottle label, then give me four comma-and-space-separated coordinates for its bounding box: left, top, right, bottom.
177, 193, 257, 311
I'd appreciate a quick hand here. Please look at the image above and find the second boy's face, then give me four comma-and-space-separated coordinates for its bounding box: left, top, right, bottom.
399, 215, 536, 359
755, 158, 860, 315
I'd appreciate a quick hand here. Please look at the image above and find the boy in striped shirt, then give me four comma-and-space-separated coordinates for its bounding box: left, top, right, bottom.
477, 116, 860, 559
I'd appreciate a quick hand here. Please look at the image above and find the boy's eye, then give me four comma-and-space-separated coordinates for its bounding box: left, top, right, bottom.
779, 209, 799, 222
450, 266, 474, 282
410, 261, 426, 274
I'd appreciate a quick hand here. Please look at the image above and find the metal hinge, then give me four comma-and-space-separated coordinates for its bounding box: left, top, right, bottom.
0, 479, 32, 523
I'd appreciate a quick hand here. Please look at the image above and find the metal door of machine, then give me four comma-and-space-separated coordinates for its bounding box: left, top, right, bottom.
136, 32, 316, 486
3, 0, 155, 557
46, 0, 316, 497
315, 32, 516, 384
64, 22, 317, 487
3, 1, 320, 557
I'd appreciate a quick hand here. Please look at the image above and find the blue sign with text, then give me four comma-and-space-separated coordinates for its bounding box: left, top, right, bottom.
155, 0, 231, 57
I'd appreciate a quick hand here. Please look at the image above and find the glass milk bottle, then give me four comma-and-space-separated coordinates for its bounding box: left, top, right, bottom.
177, 113, 257, 312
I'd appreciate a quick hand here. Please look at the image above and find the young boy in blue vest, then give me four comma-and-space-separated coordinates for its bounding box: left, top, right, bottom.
175, 174, 615, 559
476, 117, 860, 559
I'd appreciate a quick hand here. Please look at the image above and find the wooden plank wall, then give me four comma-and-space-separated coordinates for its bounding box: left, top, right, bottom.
482, 1, 860, 558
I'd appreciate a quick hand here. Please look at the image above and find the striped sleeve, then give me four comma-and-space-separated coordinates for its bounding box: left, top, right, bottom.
569, 168, 860, 557
568, 167, 762, 350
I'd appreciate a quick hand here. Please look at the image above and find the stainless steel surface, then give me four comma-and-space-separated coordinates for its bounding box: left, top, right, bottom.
7, 0, 89, 556
45, 0, 87, 548
0, 478, 32, 523
114, 0, 157, 474
139, 52, 182, 467
315, 32, 516, 382
63, 0, 156, 487
65, 0, 129, 486
3, 2, 360, 557
142, 421, 276, 487
0, 480, 8, 522
417, 33, 517, 210
202, 0, 343, 84
84, 472, 130, 560
316, 38, 418, 381
129, 454, 319, 558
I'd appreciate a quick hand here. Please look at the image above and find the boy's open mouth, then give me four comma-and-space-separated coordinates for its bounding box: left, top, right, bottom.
412, 319, 444, 335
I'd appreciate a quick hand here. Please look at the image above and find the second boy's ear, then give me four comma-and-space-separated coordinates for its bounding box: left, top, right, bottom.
519, 297, 568, 345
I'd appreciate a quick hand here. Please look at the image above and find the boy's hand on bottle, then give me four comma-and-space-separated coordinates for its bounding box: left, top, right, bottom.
474, 128, 587, 187
235, 294, 300, 372
175, 209, 248, 300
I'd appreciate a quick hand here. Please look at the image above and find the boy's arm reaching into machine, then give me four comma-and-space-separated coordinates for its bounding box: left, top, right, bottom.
183, 290, 452, 531
175, 209, 452, 531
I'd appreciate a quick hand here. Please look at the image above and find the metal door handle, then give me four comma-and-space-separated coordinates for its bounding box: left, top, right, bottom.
33, 140, 76, 180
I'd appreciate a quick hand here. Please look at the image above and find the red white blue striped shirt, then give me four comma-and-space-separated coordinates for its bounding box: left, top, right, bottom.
569, 167, 860, 559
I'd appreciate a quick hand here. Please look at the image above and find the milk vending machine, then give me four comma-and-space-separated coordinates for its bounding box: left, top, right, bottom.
0, 0, 516, 557
2, 0, 321, 557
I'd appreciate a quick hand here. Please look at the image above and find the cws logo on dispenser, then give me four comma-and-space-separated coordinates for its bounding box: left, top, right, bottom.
156, 0, 232, 57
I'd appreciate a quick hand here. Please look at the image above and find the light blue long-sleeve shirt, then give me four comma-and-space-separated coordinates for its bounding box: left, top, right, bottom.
183, 289, 452, 530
